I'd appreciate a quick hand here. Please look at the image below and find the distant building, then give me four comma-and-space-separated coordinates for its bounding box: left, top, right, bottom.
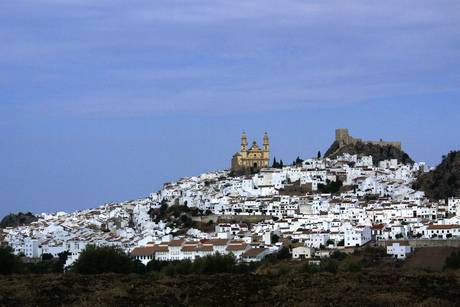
387, 241, 411, 259
231, 132, 269, 172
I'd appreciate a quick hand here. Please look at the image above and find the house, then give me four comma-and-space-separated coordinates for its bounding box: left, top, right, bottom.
292, 246, 315, 259
344, 226, 371, 248
387, 241, 411, 259
240, 248, 270, 262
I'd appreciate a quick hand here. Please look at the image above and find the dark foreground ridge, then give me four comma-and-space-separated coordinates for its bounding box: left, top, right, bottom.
0, 270, 458, 306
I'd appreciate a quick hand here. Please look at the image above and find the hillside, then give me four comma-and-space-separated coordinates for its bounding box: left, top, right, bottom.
324, 141, 414, 166
412, 150, 460, 200
0, 270, 459, 306
0, 212, 38, 228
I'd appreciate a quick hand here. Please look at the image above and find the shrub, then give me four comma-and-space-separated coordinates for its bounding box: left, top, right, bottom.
277, 265, 292, 275
342, 260, 362, 272
297, 261, 320, 274
330, 250, 347, 261
321, 259, 339, 274
70, 245, 134, 274
41, 253, 53, 261
443, 251, 460, 271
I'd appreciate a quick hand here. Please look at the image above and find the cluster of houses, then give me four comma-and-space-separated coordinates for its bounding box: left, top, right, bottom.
2, 153, 460, 265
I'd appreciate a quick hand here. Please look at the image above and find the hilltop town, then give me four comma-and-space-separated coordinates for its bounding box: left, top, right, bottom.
2, 129, 460, 267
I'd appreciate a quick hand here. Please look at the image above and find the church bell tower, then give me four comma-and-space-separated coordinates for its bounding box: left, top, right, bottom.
263, 131, 269, 159
241, 131, 248, 152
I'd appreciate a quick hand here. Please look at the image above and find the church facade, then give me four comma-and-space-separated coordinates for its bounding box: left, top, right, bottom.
231, 132, 269, 171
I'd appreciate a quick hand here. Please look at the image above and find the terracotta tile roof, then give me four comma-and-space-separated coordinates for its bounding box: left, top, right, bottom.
241, 248, 269, 257
168, 240, 185, 246
226, 243, 249, 251
130, 246, 168, 255
206, 239, 231, 245
427, 225, 460, 230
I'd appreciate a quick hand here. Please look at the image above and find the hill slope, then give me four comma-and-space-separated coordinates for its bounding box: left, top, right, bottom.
0, 212, 38, 228
324, 141, 414, 166
412, 150, 460, 200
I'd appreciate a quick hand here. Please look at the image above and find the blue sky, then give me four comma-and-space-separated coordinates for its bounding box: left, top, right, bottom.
1, 1, 459, 218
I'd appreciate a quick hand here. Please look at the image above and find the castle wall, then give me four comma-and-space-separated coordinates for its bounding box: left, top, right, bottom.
335, 129, 401, 150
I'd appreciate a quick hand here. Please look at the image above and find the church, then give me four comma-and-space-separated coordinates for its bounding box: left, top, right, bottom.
231, 132, 269, 171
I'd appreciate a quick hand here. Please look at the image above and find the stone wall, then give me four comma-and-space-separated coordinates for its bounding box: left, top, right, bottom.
193, 214, 273, 224
375, 239, 460, 248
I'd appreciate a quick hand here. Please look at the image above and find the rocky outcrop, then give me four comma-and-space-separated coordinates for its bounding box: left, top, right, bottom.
324, 141, 414, 166
412, 150, 460, 200
0, 212, 38, 228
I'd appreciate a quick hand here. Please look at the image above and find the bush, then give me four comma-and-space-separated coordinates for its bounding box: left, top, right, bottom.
146, 259, 169, 273
152, 252, 254, 276
342, 260, 362, 272
330, 250, 347, 261
444, 251, 460, 271
0, 245, 24, 275
297, 261, 320, 274
70, 245, 134, 274
321, 259, 339, 274
41, 253, 53, 261
277, 265, 292, 275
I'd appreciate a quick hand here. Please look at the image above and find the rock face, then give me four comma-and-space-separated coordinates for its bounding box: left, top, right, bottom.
324, 141, 414, 166
0, 212, 38, 228
412, 150, 460, 200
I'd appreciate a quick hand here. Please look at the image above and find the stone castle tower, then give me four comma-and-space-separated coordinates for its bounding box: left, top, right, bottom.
231, 132, 269, 171
335, 129, 401, 149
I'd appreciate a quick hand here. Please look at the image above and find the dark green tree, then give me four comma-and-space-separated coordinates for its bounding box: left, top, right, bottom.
318, 151, 321, 159
41, 253, 53, 261
0, 245, 24, 275
277, 246, 291, 260
444, 251, 460, 271
70, 244, 134, 274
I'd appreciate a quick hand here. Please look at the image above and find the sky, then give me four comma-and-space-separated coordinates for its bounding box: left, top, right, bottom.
0, 1, 459, 218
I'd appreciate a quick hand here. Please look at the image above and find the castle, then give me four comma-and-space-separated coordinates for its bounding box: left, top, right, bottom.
335, 129, 401, 150
231, 132, 269, 171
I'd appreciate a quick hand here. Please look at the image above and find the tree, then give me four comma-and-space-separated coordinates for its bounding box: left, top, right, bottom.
41, 253, 53, 261
70, 244, 134, 274
444, 251, 460, 271
272, 157, 278, 168
318, 151, 321, 159
0, 245, 23, 275
277, 247, 291, 260
58, 251, 71, 264
279, 160, 284, 168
